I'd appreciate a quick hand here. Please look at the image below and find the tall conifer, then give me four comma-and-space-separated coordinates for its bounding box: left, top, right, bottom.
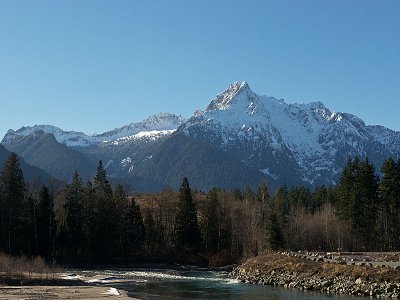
37, 185, 55, 258
64, 171, 84, 255
92, 161, 116, 258
175, 177, 200, 249
379, 157, 400, 249
0, 153, 25, 254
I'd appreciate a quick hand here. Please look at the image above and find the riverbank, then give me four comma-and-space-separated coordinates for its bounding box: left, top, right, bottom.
230, 251, 400, 298
0, 273, 134, 299
0, 286, 131, 299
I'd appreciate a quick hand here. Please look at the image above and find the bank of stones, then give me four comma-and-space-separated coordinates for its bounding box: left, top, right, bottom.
229, 252, 400, 298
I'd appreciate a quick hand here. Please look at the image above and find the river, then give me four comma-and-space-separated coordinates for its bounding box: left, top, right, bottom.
62, 268, 365, 299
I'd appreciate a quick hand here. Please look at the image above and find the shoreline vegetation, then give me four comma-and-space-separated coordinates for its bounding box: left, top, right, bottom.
230, 251, 400, 298
0, 252, 133, 299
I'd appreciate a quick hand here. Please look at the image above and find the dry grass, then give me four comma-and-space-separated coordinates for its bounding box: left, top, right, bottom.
0, 252, 58, 281
241, 251, 400, 283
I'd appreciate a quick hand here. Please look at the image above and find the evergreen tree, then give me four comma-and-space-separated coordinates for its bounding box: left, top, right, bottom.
204, 189, 220, 252
114, 184, 127, 256
379, 157, 400, 249
144, 210, 157, 254
64, 171, 84, 256
312, 185, 328, 212
114, 184, 144, 256
37, 185, 55, 258
19, 193, 36, 256
91, 161, 116, 259
0, 153, 25, 254
124, 197, 145, 255
274, 185, 289, 213
336, 157, 378, 249
82, 181, 96, 257
266, 212, 284, 250
355, 158, 379, 246
175, 177, 200, 250
336, 157, 359, 222
203, 188, 232, 252
288, 186, 312, 212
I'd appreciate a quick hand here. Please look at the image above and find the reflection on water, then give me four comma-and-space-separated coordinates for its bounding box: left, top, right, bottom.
62, 268, 365, 300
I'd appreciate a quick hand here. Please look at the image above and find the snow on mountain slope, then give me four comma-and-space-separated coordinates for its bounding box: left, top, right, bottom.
3, 81, 399, 189
186, 82, 280, 148
98, 113, 185, 142
180, 81, 400, 185
110, 129, 176, 145
2, 113, 185, 147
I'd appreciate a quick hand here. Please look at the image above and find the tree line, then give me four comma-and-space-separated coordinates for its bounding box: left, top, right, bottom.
0, 152, 400, 265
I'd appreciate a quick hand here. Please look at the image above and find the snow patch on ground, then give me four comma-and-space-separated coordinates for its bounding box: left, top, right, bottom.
102, 287, 120, 296
60, 273, 84, 280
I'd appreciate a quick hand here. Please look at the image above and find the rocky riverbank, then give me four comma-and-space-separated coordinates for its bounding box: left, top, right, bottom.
230, 252, 400, 298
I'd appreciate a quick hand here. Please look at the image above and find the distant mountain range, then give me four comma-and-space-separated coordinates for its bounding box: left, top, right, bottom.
2, 82, 399, 192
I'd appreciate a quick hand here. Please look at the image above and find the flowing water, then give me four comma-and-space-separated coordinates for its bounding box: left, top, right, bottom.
62, 268, 365, 300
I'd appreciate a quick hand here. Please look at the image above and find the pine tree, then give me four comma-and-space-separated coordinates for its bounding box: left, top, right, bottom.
336, 157, 359, 222
379, 157, 400, 249
19, 193, 36, 256
202, 188, 232, 252
114, 184, 127, 256
274, 185, 289, 213
144, 210, 157, 254
355, 158, 378, 246
266, 212, 284, 250
37, 185, 55, 258
64, 171, 84, 256
204, 189, 220, 252
124, 197, 145, 255
336, 157, 378, 249
113, 184, 144, 256
91, 161, 116, 259
312, 185, 328, 212
0, 153, 25, 254
82, 181, 95, 257
175, 177, 200, 250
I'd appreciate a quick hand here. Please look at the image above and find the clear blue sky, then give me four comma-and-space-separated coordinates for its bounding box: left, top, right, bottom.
0, 0, 399, 139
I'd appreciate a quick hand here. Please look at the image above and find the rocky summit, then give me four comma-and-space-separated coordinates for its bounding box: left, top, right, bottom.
2, 82, 399, 191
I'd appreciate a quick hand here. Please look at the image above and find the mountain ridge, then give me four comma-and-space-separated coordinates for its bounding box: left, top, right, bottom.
2, 82, 399, 191
3, 112, 185, 148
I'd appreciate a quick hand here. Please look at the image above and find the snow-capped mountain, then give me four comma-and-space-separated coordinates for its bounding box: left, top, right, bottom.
2, 82, 399, 191
2, 113, 185, 148
1, 113, 185, 184
177, 82, 400, 186
2, 125, 94, 147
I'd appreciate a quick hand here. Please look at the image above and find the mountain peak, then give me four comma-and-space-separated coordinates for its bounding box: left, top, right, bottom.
239, 81, 250, 89
205, 81, 254, 112
141, 112, 185, 126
